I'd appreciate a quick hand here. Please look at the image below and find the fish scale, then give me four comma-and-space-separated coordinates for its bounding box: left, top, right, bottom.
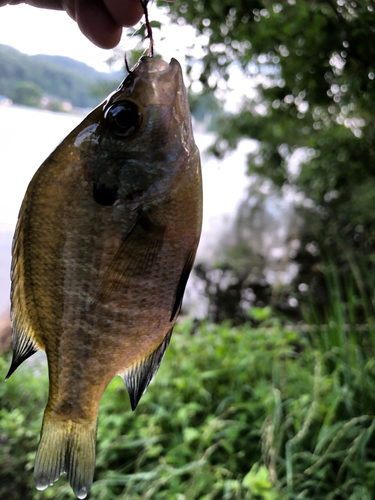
6, 56, 202, 498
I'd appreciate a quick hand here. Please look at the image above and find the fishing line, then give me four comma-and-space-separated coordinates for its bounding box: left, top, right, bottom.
121, 22, 145, 48
117, 24, 144, 74
140, 0, 154, 57
121, 0, 156, 73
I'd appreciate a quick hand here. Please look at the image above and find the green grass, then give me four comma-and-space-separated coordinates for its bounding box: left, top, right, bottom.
1, 268, 375, 499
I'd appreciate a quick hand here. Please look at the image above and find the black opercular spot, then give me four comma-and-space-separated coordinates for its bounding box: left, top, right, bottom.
93, 183, 118, 206
105, 100, 141, 138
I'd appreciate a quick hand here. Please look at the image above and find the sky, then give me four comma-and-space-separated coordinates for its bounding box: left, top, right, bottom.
0, 3, 194, 72
0, 3, 252, 110
0, 4, 113, 71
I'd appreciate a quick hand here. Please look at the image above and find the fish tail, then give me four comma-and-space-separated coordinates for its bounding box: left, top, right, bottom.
34, 414, 97, 499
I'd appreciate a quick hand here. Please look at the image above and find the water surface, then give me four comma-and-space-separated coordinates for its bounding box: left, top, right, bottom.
0, 106, 252, 314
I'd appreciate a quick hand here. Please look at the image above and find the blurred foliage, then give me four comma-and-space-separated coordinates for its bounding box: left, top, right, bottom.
194, 260, 275, 325
44, 99, 66, 113
188, 89, 228, 130
0, 44, 121, 108
163, 0, 375, 266
2, 261, 375, 499
12, 82, 43, 108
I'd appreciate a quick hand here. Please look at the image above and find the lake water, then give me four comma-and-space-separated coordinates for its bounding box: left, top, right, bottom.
0, 105, 254, 314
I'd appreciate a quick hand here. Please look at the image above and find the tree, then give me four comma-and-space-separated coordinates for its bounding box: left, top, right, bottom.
12, 81, 43, 107
162, 0, 375, 264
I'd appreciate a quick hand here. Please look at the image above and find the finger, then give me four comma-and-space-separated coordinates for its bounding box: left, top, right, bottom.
102, 0, 144, 28
61, 0, 76, 19
75, 0, 122, 49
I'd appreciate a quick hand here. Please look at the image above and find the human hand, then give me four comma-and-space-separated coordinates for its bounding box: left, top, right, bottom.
0, 0, 174, 49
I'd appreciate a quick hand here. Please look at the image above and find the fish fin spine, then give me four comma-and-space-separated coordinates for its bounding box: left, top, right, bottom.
170, 249, 196, 322
34, 415, 97, 499
7, 253, 44, 380
122, 327, 174, 411
5, 328, 39, 380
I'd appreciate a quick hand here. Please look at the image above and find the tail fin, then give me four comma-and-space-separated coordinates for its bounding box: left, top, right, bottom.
34, 415, 97, 499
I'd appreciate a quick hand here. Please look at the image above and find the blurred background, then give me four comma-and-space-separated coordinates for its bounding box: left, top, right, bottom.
1, 1, 375, 499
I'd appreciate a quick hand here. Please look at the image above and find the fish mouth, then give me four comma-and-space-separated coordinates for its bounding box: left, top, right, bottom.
135, 56, 180, 81
139, 57, 170, 73
107, 56, 182, 110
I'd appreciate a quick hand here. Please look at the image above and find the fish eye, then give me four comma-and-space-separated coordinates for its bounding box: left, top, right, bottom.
93, 183, 118, 206
105, 101, 141, 138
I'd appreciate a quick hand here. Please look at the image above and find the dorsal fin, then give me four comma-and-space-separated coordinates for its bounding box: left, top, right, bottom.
121, 327, 173, 410
170, 249, 196, 322
7, 204, 41, 380
5, 331, 38, 380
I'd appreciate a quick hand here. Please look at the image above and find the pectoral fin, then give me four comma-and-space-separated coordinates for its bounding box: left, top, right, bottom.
93, 211, 165, 307
121, 327, 173, 410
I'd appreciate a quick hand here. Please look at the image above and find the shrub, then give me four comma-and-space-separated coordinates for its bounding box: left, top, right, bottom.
1, 286, 375, 499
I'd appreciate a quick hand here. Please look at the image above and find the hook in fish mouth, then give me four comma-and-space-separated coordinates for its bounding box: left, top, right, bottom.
123, 0, 153, 75
125, 55, 131, 74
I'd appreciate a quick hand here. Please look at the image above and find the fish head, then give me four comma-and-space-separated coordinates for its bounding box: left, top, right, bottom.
71, 57, 197, 208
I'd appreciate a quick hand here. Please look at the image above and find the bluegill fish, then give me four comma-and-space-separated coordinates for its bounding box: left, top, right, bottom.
6, 56, 202, 498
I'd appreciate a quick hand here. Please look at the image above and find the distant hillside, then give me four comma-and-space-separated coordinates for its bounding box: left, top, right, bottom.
0, 44, 124, 108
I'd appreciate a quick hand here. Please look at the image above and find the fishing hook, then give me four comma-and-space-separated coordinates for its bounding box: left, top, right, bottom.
124, 54, 131, 73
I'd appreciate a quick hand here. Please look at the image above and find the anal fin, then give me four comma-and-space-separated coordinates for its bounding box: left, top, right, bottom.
121, 327, 174, 411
